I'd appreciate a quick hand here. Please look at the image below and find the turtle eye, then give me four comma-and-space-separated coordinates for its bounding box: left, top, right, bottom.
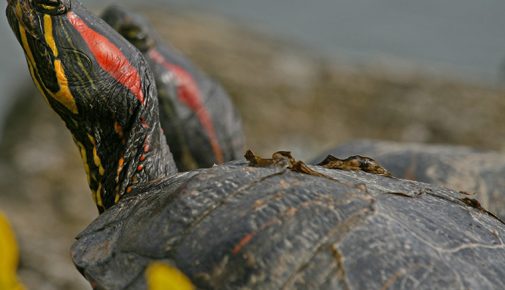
119, 24, 154, 51
31, 0, 69, 15
120, 24, 142, 40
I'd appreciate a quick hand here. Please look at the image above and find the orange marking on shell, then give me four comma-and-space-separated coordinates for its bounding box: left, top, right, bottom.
126, 186, 133, 193
232, 232, 256, 255
137, 165, 144, 172
140, 154, 146, 162
144, 143, 150, 153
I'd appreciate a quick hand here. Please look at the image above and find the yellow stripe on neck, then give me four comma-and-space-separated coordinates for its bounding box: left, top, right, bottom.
19, 16, 78, 114
18, 25, 36, 73
44, 16, 78, 114
44, 15, 58, 57
95, 183, 104, 208
19, 24, 49, 107
53, 59, 78, 114
76, 141, 92, 185
88, 134, 106, 176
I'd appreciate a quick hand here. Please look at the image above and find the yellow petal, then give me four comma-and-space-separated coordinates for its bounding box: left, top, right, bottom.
0, 212, 25, 290
145, 262, 195, 290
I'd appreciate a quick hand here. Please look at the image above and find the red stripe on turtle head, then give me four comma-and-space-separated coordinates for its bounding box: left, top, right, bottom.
67, 12, 145, 104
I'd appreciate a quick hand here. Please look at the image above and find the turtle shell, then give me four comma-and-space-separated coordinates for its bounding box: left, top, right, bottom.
72, 162, 505, 290
317, 140, 505, 220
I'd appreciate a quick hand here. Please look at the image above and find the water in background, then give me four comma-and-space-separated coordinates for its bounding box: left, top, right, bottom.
1, 0, 505, 135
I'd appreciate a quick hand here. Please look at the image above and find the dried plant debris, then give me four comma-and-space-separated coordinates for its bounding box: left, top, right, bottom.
459, 190, 476, 196
460, 197, 483, 208
460, 197, 504, 224
246, 150, 502, 225
317, 155, 392, 177
245, 150, 392, 178
245, 150, 293, 168
245, 150, 327, 178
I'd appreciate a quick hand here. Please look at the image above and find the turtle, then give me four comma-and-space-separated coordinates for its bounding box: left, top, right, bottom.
6, 0, 505, 289
314, 139, 505, 220
99, 5, 245, 171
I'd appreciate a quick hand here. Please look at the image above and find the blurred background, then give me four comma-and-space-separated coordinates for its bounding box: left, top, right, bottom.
1, 0, 505, 289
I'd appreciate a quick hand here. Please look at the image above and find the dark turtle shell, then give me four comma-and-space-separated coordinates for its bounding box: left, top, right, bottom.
316, 139, 505, 220
72, 161, 505, 290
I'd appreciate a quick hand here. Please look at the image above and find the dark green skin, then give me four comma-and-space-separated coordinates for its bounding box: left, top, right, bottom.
101, 5, 245, 171
317, 140, 505, 220
7, 1, 505, 289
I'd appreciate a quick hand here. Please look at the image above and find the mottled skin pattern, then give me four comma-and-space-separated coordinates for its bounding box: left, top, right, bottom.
73, 163, 505, 290
7, 1, 505, 290
316, 140, 505, 220
101, 5, 245, 171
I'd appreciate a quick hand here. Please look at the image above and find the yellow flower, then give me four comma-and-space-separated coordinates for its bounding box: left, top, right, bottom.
0, 212, 25, 290
145, 262, 195, 290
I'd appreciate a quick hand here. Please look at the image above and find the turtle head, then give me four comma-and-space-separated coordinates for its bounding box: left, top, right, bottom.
101, 5, 156, 53
5, 0, 151, 119
6, 0, 76, 116
6, 0, 177, 212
